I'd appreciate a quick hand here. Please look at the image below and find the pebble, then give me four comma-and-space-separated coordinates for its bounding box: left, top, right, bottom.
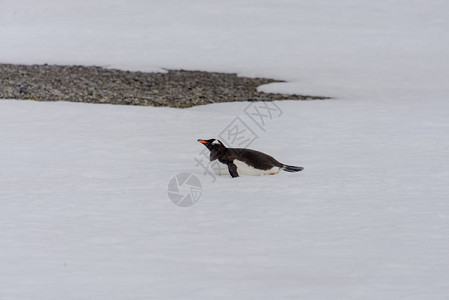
0, 64, 328, 108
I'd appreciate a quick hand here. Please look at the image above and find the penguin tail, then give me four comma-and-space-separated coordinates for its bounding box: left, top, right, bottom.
282, 164, 304, 172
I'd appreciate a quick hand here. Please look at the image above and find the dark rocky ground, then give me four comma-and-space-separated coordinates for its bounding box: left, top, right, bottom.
0, 64, 329, 108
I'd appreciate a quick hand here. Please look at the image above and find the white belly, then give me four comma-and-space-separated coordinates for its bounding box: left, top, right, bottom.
211, 160, 281, 176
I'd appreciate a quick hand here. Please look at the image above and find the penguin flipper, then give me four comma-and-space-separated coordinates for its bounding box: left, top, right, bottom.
226, 162, 239, 178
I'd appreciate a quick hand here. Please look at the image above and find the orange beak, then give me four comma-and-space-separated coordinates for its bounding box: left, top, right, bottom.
198, 139, 207, 144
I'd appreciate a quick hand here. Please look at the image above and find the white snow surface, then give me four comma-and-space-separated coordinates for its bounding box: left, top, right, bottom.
1, 1, 449, 299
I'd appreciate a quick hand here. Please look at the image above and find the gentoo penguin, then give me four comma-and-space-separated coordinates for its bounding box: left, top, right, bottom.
198, 138, 303, 178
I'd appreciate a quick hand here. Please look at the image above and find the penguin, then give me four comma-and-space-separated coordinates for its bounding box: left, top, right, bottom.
197, 138, 304, 178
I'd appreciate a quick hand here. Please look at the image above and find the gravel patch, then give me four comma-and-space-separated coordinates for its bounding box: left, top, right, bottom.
0, 63, 329, 108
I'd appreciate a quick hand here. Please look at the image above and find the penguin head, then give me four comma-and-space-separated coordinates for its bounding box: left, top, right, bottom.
197, 138, 225, 150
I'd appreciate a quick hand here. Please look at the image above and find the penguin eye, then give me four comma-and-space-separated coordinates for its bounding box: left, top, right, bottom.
212, 139, 220, 145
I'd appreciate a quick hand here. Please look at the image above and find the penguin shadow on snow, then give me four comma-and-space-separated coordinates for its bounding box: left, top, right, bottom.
197, 138, 303, 178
